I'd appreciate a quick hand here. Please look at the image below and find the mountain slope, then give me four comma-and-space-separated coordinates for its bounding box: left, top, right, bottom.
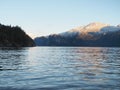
34, 22, 120, 47
0, 23, 35, 47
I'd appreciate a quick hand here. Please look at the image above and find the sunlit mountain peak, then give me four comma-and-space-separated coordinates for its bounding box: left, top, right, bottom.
72, 22, 110, 33
117, 24, 120, 27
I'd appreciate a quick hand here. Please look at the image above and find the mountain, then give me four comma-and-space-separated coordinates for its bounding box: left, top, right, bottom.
60, 22, 109, 37
34, 22, 120, 47
0, 23, 35, 47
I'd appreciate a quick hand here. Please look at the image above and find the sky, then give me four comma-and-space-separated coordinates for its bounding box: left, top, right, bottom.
0, 0, 120, 38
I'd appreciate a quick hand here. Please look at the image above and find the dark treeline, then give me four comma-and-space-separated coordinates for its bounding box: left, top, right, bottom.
34, 30, 120, 47
0, 23, 35, 47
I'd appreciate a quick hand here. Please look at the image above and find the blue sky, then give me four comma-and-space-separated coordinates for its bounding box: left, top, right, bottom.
0, 0, 120, 38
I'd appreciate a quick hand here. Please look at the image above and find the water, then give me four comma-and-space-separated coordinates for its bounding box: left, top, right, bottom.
0, 47, 120, 90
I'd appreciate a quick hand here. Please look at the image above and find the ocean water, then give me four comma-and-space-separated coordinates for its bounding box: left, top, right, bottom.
0, 47, 120, 90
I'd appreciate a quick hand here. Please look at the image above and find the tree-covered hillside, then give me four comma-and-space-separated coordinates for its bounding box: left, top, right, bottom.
0, 23, 35, 47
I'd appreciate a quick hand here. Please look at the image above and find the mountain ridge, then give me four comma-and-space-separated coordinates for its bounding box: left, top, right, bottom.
34, 22, 120, 47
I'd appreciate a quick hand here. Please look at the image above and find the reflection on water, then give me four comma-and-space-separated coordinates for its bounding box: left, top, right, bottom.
0, 48, 28, 71
0, 47, 120, 90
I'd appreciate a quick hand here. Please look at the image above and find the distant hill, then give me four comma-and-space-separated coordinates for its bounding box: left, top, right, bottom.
34, 22, 120, 47
0, 23, 35, 47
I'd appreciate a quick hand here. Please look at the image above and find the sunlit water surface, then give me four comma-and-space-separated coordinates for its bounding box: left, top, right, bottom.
0, 47, 120, 90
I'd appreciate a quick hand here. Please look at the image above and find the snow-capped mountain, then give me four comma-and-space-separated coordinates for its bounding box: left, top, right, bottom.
71, 22, 109, 32
60, 22, 120, 37
34, 22, 120, 46
117, 24, 120, 27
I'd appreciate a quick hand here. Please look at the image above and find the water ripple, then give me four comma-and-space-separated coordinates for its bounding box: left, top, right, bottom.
0, 47, 120, 90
